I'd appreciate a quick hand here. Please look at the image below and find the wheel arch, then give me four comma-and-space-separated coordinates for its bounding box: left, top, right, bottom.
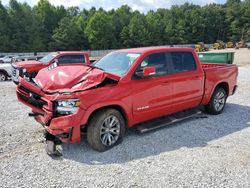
215, 82, 229, 96
0, 69, 9, 78
202, 81, 230, 105
87, 104, 130, 128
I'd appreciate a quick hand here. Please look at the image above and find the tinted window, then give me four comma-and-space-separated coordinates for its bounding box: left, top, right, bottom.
58, 55, 85, 64
170, 52, 196, 73
136, 52, 168, 76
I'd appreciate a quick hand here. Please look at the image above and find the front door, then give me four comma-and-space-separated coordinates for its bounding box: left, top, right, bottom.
131, 52, 173, 124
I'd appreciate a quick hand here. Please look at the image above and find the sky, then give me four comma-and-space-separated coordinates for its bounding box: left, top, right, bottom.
1, 0, 227, 12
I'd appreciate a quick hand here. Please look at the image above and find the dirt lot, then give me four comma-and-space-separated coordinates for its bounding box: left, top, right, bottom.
0, 49, 250, 187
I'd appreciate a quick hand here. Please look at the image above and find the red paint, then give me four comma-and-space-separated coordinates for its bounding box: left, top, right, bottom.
15, 51, 90, 75
16, 47, 238, 143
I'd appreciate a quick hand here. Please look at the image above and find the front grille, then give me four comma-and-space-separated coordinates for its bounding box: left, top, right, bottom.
11, 65, 20, 82
12, 68, 16, 77
19, 86, 47, 108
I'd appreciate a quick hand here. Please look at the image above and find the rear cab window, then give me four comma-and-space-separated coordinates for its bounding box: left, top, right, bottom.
57, 54, 85, 65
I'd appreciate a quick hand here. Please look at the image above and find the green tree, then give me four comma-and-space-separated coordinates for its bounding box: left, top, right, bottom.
8, 0, 44, 52
49, 17, 87, 50
121, 12, 150, 47
0, 1, 11, 52
146, 11, 166, 45
201, 4, 227, 43
226, 0, 246, 41
109, 5, 133, 48
34, 0, 66, 50
85, 11, 116, 50
242, 0, 250, 41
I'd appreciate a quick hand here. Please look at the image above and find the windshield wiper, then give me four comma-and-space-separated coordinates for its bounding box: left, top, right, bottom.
85, 64, 104, 71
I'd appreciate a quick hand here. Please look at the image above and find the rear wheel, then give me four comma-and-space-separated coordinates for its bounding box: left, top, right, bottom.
87, 109, 125, 152
205, 87, 227, 115
0, 72, 7, 81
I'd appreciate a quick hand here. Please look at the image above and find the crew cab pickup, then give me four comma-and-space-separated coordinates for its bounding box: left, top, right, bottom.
12, 51, 90, 84
16, 47, 238, 153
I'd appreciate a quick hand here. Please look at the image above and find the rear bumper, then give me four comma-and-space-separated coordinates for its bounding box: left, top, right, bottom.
16, 77, 84, 143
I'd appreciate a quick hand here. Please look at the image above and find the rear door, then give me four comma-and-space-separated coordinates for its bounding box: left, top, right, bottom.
168, 51, 204, 112
131, 52, 173, 124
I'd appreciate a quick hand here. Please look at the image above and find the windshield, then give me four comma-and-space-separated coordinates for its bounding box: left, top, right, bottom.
39, 53, 57, 64
93, 52, 141, 76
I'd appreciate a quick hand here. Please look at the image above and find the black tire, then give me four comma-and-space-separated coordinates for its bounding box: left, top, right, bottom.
87, 109, 125, 152
205, 87, 227, 115
0, 71, 7, 81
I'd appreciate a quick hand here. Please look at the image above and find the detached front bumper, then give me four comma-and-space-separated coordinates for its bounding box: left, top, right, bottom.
16, 77, 84, 143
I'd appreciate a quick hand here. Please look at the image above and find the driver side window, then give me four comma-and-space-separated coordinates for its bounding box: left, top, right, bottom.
136, 52, 168, 77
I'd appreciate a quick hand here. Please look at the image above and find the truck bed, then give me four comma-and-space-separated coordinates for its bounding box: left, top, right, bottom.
201, 63, 238, 105
201, 63, 236, 69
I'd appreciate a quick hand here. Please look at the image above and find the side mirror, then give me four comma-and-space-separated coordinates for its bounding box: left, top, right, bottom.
135, 66, 156, 78
143, 66, 156, 77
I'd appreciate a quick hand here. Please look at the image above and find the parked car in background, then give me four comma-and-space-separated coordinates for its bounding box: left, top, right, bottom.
0, 63, 12, 81
16, 47, 238, 153
0, 55, 14, 64
12, 55, 44, 63
12, 51, 91, 84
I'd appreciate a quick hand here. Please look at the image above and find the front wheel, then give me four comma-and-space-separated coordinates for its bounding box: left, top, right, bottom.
0, 72, 7, 81
87, 109, 125, 152
205, 87, 227, 115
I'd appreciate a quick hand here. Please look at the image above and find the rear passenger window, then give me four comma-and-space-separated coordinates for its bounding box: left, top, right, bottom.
170, 52, 196, 73
70, 55, 85, 64
57, 55, 85, 65
136, 52, 168, 76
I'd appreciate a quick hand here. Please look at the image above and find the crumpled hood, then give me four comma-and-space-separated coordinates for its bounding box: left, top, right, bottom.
16, 60, 43, 68
34, 65, 120, 93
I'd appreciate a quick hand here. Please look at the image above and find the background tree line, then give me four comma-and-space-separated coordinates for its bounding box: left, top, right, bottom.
0, 0, 249, 52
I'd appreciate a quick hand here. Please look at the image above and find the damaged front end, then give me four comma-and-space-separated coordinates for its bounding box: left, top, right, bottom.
16, 67, 120, 148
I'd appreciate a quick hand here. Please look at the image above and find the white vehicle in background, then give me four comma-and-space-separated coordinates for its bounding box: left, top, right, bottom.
0, 56, 13, 64
0, 63, 12, 81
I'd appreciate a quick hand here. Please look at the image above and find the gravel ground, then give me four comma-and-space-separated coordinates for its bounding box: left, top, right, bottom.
0, 50, 250, 187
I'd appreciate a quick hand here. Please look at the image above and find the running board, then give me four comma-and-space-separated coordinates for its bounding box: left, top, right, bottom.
136, 108, 202, 133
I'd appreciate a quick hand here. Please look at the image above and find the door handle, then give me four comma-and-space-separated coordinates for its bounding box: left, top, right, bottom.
162, 81, 170, 85
193, 76, 200, 80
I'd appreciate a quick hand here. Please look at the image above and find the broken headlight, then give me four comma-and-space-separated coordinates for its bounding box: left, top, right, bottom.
55, 99, 81, 115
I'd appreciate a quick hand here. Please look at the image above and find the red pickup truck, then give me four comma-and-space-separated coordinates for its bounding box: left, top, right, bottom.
12, 51, 90, 84
16, 47, 238, 153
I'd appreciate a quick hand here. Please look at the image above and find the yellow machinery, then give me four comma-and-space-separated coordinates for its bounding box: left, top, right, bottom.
213, 40, 226, 50
195, 42, 209, 52
226, 42, 235, 48
235, 40, 248, 49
